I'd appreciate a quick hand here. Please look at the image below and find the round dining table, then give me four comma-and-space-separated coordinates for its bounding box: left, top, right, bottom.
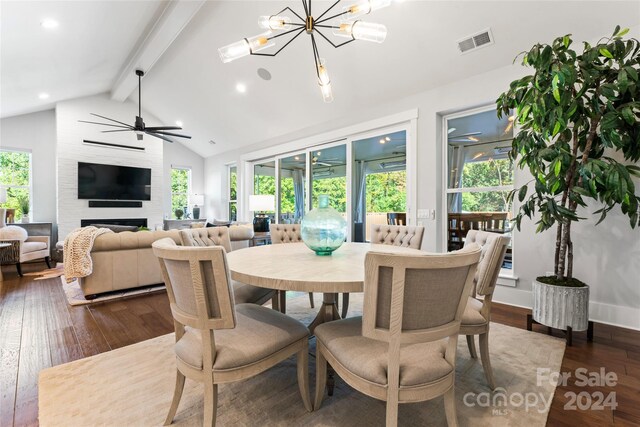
226, 242, 424, 333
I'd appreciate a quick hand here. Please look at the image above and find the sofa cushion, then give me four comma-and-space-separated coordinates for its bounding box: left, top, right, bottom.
174, 304, 308, 370
0, 225, 28, 242
228, 224, 254, 241
92, 230, 181, 252
21, 241, 47, 254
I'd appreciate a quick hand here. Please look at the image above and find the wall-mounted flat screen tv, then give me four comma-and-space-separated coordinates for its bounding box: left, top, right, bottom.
78, 162, 151, 200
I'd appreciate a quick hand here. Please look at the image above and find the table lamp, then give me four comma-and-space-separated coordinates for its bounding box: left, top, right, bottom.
0, 188, 6, 228
249, 194, 275, 232
192, 194, 205, 220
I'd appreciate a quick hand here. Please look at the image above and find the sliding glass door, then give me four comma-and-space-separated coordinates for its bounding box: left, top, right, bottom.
278, 153, 306, 223
309, 145, 347, 214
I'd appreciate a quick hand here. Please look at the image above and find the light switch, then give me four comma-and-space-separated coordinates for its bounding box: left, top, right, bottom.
417, 209, 429, 219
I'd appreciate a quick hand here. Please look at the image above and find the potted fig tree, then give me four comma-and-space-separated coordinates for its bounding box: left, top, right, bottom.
497, 27, 640, 337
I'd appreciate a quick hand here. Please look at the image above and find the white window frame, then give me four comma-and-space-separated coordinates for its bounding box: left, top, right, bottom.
170, 165, 191, 219
0, 148, 33, 219
441, 104, 517, 281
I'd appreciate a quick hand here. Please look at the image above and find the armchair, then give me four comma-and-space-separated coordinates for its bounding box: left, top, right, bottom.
0, 226, 51, 276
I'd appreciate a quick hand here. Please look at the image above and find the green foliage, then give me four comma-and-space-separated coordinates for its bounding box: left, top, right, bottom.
229, 167, 237, 200
17, 195, 29, 215
497, 26, 640, 280
365, 171, 406, 212
174, 208, 184, 220
461, 159, 513, 212
171, 168, 190, 219
312, 177, 346, 212
0, 151, 31, 220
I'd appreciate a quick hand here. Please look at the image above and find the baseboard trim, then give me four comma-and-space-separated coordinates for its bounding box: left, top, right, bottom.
492, 288, 640, 331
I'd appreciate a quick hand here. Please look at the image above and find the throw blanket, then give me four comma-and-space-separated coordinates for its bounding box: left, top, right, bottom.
63, 226, 113, 283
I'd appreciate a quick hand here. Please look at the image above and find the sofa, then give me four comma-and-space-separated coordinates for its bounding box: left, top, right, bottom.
76, 225, 254, 299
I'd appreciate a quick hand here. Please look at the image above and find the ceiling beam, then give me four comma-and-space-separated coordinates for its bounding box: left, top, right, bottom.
110, 0, 205, 102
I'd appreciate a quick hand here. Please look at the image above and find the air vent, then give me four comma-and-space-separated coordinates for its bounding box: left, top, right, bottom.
457, 28, 494, 54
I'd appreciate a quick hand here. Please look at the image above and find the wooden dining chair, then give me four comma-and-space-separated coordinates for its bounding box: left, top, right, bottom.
152, 238, 312, 426
179, 227, 281, 311
269, 223, 351, 317
460, 230, 511, 389
314, 244, 482, 426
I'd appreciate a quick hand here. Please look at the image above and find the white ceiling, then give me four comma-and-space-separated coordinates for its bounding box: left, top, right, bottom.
2, 1, 639, 158
0, 0, 167, 118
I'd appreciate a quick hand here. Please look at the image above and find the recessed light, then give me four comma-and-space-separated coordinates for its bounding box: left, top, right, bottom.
385, 136, 391, 141
294, 156, 300, 160
38, 93, 50, 100
236, 83, 247, 93
379, 139, 386, 144
41, 19, 59, 29
175, 120, 183, 127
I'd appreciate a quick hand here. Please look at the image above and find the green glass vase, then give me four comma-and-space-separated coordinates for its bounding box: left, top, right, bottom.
301, 195, 347, 256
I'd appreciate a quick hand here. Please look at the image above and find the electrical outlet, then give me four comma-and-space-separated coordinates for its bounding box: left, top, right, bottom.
417, 220, 424, 226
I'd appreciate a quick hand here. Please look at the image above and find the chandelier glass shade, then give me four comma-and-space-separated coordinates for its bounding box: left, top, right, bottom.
218, 0, 393, 102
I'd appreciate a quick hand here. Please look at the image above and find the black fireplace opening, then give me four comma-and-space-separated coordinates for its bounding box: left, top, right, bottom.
81, 218, 148, 228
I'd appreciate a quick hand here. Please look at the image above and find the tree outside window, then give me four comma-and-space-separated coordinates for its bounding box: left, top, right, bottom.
0, 150, 31, 221
229, 165, 237, 221
171, 168, 190, 218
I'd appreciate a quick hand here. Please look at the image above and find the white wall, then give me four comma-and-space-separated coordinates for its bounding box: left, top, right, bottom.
0, 110, 57, 223
204, 61, 640, 330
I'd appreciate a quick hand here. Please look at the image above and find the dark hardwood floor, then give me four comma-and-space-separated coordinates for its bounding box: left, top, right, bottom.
1, 262, 639, 426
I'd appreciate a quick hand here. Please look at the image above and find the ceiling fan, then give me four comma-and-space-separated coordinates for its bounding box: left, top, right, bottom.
79, 70, 191, 143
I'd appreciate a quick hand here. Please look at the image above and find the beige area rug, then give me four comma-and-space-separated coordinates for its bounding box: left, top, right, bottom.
40, 293, 565, 426
61, 275, 166, 306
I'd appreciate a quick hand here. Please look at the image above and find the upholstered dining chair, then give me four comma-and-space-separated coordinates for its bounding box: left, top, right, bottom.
460, 230, 511, 390
152, 238, 312, 426
370, 224, 425, 249
314, 244, 482, 427
269, 223, 352, 317
179, 228, 280, 311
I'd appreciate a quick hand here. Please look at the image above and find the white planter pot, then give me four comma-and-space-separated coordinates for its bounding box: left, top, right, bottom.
532, 279, 589, 331
22, 215, 30, 223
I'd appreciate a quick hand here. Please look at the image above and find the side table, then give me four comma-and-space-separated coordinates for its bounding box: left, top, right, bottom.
250, 232, 271, 247
0, 242, 11, 281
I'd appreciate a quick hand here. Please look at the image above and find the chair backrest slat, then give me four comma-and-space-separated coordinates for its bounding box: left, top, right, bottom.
152, 238, 236, 331
362, 244, 481, 345
464, 230, 511, 297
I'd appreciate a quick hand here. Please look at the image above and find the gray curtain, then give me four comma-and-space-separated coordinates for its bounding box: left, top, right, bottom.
293, 169, 305, 222
448, 146, 465, 212
353, 161, 367, 223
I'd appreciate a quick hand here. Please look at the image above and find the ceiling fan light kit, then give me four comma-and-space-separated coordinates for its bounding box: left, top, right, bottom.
79, 70, 192, 143
218, 0, 394, 102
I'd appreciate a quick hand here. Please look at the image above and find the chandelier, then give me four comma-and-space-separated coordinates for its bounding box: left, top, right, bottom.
218, 0, 393, 102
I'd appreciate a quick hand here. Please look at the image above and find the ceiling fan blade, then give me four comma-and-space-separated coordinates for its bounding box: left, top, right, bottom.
78, 120, 132, 129
448, 131, 482, 139
146, 132, 173, 143
101, 129, 132, 133
145, 126, 183, 131
149, 130, 192, 139
90, 113, 133, 128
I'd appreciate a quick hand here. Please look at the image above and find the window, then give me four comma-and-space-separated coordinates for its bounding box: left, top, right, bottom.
228, 165, 237, 221
170, 167, 191, 219
446, 108, 514, 270
0, 149, 32, 221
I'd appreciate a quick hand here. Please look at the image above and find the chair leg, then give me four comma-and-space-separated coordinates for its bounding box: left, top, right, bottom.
271, 294, 280, 312
385, 392, 399, 427
297, 347, 312, 412
164, 371, 186, 425
444, 386, 458, 427
313, 346, 328, 410
16, 263, 23, 277
479, 332, 496, 389
278, 290, 287, 314
466, 335, 478, 359
45, 256, 51, 269
308, 292, 315, 309
203, 379, 218, 427
341, 293, 350, 319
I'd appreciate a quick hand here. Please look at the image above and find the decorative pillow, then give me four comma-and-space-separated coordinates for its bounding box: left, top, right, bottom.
190, 222, 206, 229
206, 221, 231, 228
0, 225, 28, 242
90, 224, 139, 233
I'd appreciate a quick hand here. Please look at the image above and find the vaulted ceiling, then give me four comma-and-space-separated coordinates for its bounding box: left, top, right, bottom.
2, 1, 638, 157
